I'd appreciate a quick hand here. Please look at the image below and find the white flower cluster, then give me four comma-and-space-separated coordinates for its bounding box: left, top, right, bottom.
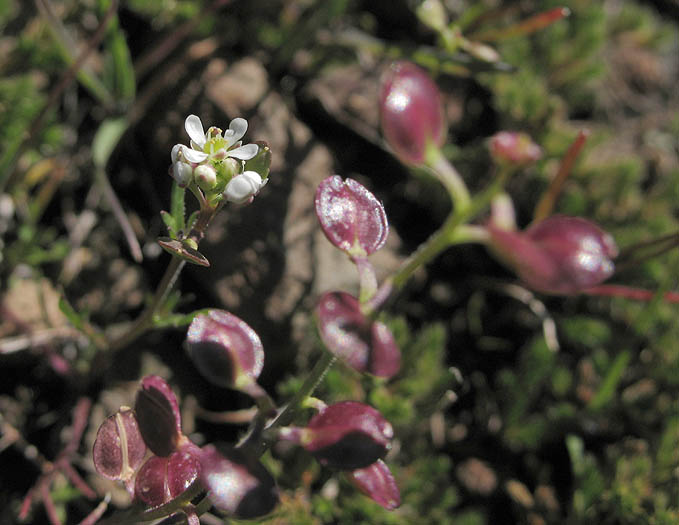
170, 115, 267, 204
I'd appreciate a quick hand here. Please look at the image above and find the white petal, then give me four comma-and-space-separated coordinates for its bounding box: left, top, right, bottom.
171, 144, 182, 162
241, 170, 263, 189
225, 172, 260, 204
182, 146, 209, 163
224, 118, 248, 147
185, 115, 206, 148
227, 143, 258, 160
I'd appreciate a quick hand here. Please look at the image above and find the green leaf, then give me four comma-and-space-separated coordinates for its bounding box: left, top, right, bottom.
587, 350, 631, 412
92, 117, 128, 168
160, 210, 177, 237
58, 295, 87, 332
152, 309, 211, 329
157, 237, 210, 266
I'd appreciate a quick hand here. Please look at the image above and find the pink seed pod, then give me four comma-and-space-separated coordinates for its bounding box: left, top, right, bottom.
134, 447, 201, 507
301, 401, 394, 470
186, 310, 265, 393
92, 408, 146, 482
488, 131, 542, 166
316, 291, 400, 378
315, 176, 389, 257
199, 444, 278, 519
346, 459, 401, 510
379, 61, 445, 165
135, 375, 183, 457
488, 215, 618, 294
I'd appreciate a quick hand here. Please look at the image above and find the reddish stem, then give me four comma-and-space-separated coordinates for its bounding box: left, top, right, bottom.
533, 130, 589, 223
469, 7, 570, 42
585, 284, 679, 303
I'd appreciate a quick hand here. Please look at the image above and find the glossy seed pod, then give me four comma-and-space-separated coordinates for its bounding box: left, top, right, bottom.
135, 375, 183, 457
488, 131, 542, 166
134, 446, 201, 507
186, 310, 264, 392
199, 444, 278, 519
304, 401, 393, 470
92, 408, 146, 482
346, 459, 401, 510
379, 61, 445, 164
316, 291, 400, 378
315, 176, 389, 257
488, 215, 618, 294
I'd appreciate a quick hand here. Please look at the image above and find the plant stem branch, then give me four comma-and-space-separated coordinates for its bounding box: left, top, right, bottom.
107, 256, 185, 351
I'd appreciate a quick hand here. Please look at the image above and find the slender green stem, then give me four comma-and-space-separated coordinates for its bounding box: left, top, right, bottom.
244, 351, 337, 457
387, 164, 509, 292
108, 256, 186, 351
276, 351, 336, 428
426, 148, 471, 211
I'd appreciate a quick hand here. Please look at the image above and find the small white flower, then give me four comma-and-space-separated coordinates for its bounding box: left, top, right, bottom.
224, 171, 268, 204
172, 115, 258, 166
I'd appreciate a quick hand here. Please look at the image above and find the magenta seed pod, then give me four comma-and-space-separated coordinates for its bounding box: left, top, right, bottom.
346, 459, 401, 510
135, 375, 183, 457
379, 61, 445, 165
92, 408, 146, 482
199, 444, 278, 519
315, 176, 389, 257
134, 447, 201, 507
316, 291, 400, 378
303, 401, 393, 470
488, 131, 542, 166
186, 310, 264, 392
488, 215, 618, 294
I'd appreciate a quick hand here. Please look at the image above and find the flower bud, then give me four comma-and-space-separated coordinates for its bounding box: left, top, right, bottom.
317, 291, 400, 378
199, 444, 278, 519
296, 401, 393, 470
346, 459, 400, 510
315, 176, 389, 257
186, 310, 264, 392
171, 161, 193, 188
379, 61, 445, 164
224, 171, 266, 204
92, 408, 146, 482
134, 447, 201, 507
194, 164, 217, 191
488, 131, 542, 166
135, 375, 183, 457
488, 215, 618, 294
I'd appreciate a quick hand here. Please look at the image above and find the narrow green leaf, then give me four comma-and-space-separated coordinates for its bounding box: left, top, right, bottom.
152, 309, 212, 329
160, 210, 176, 238
59, 296, 86, 331
92, 117, 128, 168
587, 350, 631, 411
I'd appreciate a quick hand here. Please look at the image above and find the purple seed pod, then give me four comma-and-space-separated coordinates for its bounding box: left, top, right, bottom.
303, 401, 393, 470
346, 459, 401, 510
488, 131, 542, 166
135, 375, 183, 457
488, 215, 618, 294
379, 61, 445, 165
316, 291, 400, 378
199, 444, 278, 519
315, 176, 389, 257
186, 310, 264, 392
92, 408, 146, 482
134, 447, 201, 507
